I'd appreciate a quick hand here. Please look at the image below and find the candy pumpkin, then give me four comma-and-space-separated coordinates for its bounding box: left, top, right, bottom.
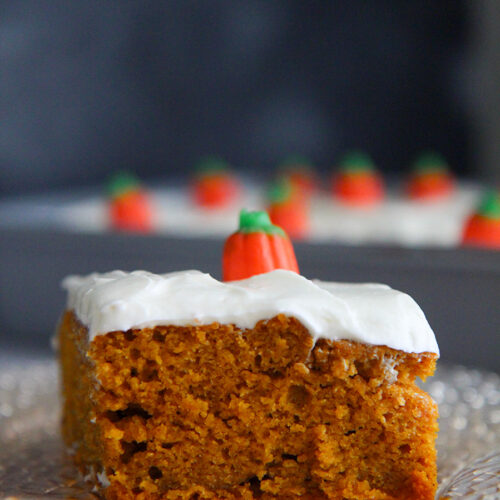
192, 157, 240, 209
223, 209, 299, 281
462, 190, 500, 249
108, 172, 153, 233
332, 152, 384, 206
267, 178, 309, 240
407, 153, 455, 200
278, 155, 317, 197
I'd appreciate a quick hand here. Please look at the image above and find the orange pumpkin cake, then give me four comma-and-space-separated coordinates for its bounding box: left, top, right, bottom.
58, 210, 439, 499
58, 270, 438, 499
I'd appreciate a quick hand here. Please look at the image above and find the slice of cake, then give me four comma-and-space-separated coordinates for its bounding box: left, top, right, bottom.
58, 268, 439, 499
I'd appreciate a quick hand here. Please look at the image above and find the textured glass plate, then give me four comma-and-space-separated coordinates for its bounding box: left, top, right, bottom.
0, 357, 499, 499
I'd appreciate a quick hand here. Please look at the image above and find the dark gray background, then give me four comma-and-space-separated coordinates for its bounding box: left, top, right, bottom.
1, 1, 473, 194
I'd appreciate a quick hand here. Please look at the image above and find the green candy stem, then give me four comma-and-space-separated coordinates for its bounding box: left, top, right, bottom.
413, 152, 449, 175
339, 151, 375, 173
477, 190, 500, 220
107, 172, 140, 198
267, 178, 293, 204
238, 209, 285, 236
195, 156, 229, 176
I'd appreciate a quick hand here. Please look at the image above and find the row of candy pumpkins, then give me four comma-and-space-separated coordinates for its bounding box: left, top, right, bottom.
107, 154, 500, 249
190, 152, 457, 207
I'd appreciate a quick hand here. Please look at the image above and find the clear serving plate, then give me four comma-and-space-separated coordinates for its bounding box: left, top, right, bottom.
0, 355, 499, 499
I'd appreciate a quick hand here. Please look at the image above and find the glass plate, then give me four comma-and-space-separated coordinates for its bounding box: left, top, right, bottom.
0, 357, 499, 499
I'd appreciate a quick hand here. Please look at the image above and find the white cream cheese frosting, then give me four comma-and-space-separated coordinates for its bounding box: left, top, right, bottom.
62, 269, 439, 355
57, 184, 481, 247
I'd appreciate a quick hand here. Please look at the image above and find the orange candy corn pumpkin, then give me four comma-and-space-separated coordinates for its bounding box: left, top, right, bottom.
108, 173, 153, 232
462, 190, 500, 249
192, 157, 240, 209
278, 156, 317, 197
332, 152, 384, 206
267, 177, 309, 240
222, 209, 299, 281
407, 153, 455, 200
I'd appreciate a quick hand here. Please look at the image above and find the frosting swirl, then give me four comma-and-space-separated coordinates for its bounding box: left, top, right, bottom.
63, 269, 439, 355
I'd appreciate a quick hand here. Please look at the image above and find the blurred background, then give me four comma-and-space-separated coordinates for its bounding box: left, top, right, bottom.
0, 1, 499, 372
1, 0, 499, 194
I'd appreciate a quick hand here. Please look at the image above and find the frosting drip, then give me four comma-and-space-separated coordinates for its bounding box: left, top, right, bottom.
62, 269, 439, 355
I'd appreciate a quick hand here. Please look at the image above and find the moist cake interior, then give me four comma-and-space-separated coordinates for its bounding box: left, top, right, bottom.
59, 310, 437, 500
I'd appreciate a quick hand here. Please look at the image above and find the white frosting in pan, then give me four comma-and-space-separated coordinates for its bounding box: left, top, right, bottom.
57, 184, 480, 247
62, 269, 439, 355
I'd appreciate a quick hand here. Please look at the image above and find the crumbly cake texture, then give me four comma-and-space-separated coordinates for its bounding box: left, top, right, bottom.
59, 310, 438, 499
